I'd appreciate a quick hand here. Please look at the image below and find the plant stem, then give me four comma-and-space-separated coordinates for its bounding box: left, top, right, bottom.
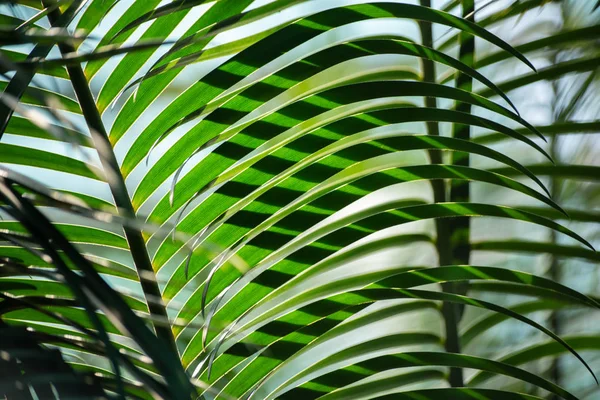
548, 199, 561, 400
447, 0, 475, 354
449, 0, 474, 265
418, 0, 464, 387
448, 0, 476, 386
546, 58, 593, 395
548, 109, 561, 400
45, 5, 178, 355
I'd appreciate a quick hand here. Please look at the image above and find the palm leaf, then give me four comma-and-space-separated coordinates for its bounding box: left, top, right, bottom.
1, 1, 598, 399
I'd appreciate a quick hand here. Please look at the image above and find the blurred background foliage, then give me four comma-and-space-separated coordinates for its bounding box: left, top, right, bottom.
0, 0, 599, 399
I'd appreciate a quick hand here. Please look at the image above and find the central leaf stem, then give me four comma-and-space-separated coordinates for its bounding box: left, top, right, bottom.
45, 4, 177, 356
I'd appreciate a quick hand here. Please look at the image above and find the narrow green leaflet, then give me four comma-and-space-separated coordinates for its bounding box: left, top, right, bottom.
0, 81, 81, 113
475, 120, 600, 145
473, 241, 600, 262
75, 0, 119, 38
461, 299, 581, 347
1, 49, 68, 78
469, 336, 600, 386
0, 246, 136, 280
490, 164, 600, 181
0, 221, 126, 249
316, 370, 445, 400
473, 25, 599, 71
0, 143, 101, 180
3, 116, 89, 145
515, 206, 600, 223
335, 388, 544, 400
280, 351, 577, 400
0, 278, 148, 312
478, 56, 600, 98
436, 0, 561, 51
109, 0, 219, 38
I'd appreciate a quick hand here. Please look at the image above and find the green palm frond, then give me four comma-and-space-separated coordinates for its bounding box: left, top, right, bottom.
0, 0, 598, 399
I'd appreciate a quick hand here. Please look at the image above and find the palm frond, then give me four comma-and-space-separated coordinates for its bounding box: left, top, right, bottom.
1, 0, 598, 399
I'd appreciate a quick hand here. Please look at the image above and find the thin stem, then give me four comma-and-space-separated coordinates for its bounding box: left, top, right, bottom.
419, 0, 464, 387
449, 0, 474, 264
44, 4, 177, 355
546, 58, 594, 394
548, 176, 561, 400
548, 81, 562, 400
447, 0, 476, 387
